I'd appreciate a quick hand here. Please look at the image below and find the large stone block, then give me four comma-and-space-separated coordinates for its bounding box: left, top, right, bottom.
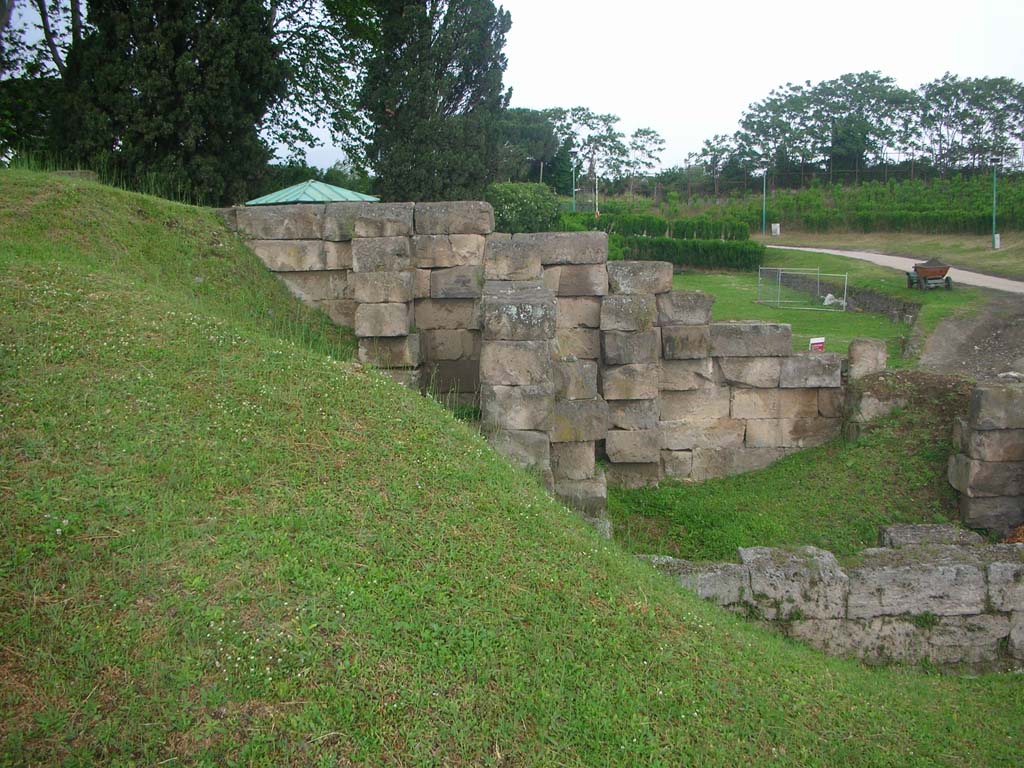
716, 356, 782, 388
413, 268, 431, 299
550, 398, 609, 443
745, 417, 840, 449
318, 298, 356, 327
606, 429, 661, 463
953, 419, 1024, 462
555, 359, 598, 400
848, 338, 888, 379
601, 364, 661, 400
351, 270, 414, 304
818, 387, 846, 418
878, 524, 986, 549
780, 353, 842, 388
988, 561, 1024, 612
414, 298, 481, 330
600, 294, 656, 331
661, 326, 710, 360
846, 558, 986, 619
556, 328, 601, 359
322, 202, 413, 240
542, 266, 561, 292
690, 447, 786, 480
430, 264, 484, 299
415, 201, 494, 235
481, 290, 556, 341
483, 234, 543, 280
606, 462, 663, 489
413, 234, 486, 268
947, 454, 1024, 497
486, 429, 551, 474
660, 359, 717, 391
381, 367, 421, 389
216, 207, 238, 231
1011, 613, 1024, 661
731, 388, 778, 419
661, 449, 694, 480
514, 231, 608, 265
608, 399, 659, 430
710, 322, 791, 357
787, 617, 927, 664
420, 329, 480, 361
236, 204, 323, 240
556, 264, 609, 297
779, 389, 820, 418
278, 270, 350, 302
927, 614, 1011, 665
739, 546, 848, 620
249, 239, 324, 271
555, 296, 602, 329
968, 385, 1024, 430
656, 290, 714, 326
607, 261, 673, 295
324, 241, 353, 270
645, 558, 750, 605
352, 236, 412, 272
421, 359, 479, 396
479, 340, 553, 386
959, 495, 1024, 534
661, 418, 745, 451
602, 329, 661, 365
353, 303, 410, 338
554, 473, 607, 516
357, 334, 420, 368
551, 441, 596, 481
660, 388, 731, 421
480, 383, 554, 431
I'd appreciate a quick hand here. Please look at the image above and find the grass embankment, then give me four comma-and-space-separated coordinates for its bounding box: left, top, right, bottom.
609, 372, 973, 561
678, 247, 983, 365
2, 171, 1023, 766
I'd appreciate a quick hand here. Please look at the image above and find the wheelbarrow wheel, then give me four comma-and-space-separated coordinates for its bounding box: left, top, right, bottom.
945, 276, 953, 290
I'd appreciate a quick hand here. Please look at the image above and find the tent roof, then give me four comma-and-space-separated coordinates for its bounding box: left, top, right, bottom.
246, 180, 379, 205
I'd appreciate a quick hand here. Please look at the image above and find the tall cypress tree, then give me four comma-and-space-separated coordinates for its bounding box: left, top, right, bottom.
358, 0, 511, 202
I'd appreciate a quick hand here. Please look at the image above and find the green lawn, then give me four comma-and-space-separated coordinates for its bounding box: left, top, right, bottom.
2, 170, 1023, 766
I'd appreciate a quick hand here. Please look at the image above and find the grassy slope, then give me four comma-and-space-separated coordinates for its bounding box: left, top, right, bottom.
2, 171, 1022, 766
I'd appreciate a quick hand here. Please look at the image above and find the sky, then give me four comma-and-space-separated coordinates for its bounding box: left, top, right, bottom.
307, 0, 1024, 170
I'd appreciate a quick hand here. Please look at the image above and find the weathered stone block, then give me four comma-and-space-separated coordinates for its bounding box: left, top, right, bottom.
486, 429, 551, 474
514, 231, 607, 265
788, 617, 927, 664
606, 462, 663, 489
415, 201, 494, 235
357, 334, 420, 368
323, 202, 413, 240
818, 387, 845, 418
779, 389, 820, 418
878, 524, 985, 549
380, 367, 421, 389
480, 383, 554, 431
661, 325, 710, 360
660, 388, 731, 421
988, 561, 1024, 612
780, 353, 842, 388
554, 473, 607, 516
608, 399, 659, 430
483, 279, 545, 296
556, 264, 609, 297
601, 364, 661, 400
847, 558, 986, 619
1011, 613, 1024, 661
413, 234, 486, 268
661, 449, 694, 479
353, 303, 409, 338
351, 270, 414, 304
324, 241, 353, 270
645, 558, 750, 605
606, 429, 661, 464
483, 234, 543, 280
352, 236, 412, 272
318, 298, 356, 327
278, 270, 350, 302
413, 268, 431, 299
413, 298, 481, 330
237, 204, 322, 240
421, 329, 480, 361
710, 322, 791, 357
661, 418, 746, 451
542, 266, 561, 292
690, 447, 786, 480
959, 495, 1024, 534
550, 398, 609, 443
601, 294, 656, 332
482, 290, 556, 341
660, 359, 716, 391
555, 296, 602, 329
607, 261, 673, 295
731, 389, 778, 419
555, 359, 598, 400
927, 614, 1011, 665
739, 546, 848, 620
479, 340, 553, 386
656, 290, 714, 326
556, 328, 601, 360
421, 359, 479, 395
745, 417, 839, 449
947, 454, 1024, 497
602, 329, 661, 365
551, 441, 596, 481
968, 385, 1024, 430
430, 264, 484, 299
216, 207, 238, 231
848, 338, 888, 379
716, 356, 782, 388
249, 239, 324, 271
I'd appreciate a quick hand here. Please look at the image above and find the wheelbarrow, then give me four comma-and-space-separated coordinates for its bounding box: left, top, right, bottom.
906, 258, 952, 290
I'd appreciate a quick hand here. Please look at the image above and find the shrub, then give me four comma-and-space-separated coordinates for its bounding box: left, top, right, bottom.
485, 182, 560, 233
621, 236, 764, 271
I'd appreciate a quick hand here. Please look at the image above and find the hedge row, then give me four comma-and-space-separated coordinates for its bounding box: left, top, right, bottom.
618, 236, 765, 272
485, 182, 560, 233
561, 212, 750, 241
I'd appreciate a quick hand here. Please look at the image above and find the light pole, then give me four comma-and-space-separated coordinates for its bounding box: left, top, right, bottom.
761, 168, 767, 237
991, 157, 999, 250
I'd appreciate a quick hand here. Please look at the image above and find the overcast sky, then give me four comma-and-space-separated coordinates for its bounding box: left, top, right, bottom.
306, 0, 1024, 169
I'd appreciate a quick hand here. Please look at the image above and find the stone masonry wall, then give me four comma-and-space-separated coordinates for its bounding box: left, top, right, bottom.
645, 525, 1024, 669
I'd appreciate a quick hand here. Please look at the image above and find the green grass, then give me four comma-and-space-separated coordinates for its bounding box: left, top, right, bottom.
609, 372, 973, 561
2, 170, 1023, 766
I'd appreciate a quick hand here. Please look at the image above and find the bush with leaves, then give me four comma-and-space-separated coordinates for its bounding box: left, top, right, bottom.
486, 182, 561, 233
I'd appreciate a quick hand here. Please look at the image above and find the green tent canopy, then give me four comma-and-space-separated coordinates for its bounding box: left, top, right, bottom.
246, 180, 379, 206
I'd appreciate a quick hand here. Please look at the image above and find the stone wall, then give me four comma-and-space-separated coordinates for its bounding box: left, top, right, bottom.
645, 525, 1024, 669
948, 385, 1024, 535
225, 200, 846, 531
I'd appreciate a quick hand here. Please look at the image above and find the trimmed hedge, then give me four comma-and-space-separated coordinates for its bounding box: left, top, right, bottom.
619, 236, 764, 271
559, 212, 750, 241
485, 182, 560, 233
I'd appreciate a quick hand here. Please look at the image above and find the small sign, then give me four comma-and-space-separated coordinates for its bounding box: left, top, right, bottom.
771, 223, 781, 237
809, 337, 826, 351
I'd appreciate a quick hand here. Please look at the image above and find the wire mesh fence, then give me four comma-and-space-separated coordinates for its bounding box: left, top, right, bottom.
756, 267, 849, 312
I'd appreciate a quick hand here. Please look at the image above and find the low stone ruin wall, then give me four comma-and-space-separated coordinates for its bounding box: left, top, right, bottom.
948, 385, 1024, 535
645, 525, 1024, 669
221, 200, 848, 529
